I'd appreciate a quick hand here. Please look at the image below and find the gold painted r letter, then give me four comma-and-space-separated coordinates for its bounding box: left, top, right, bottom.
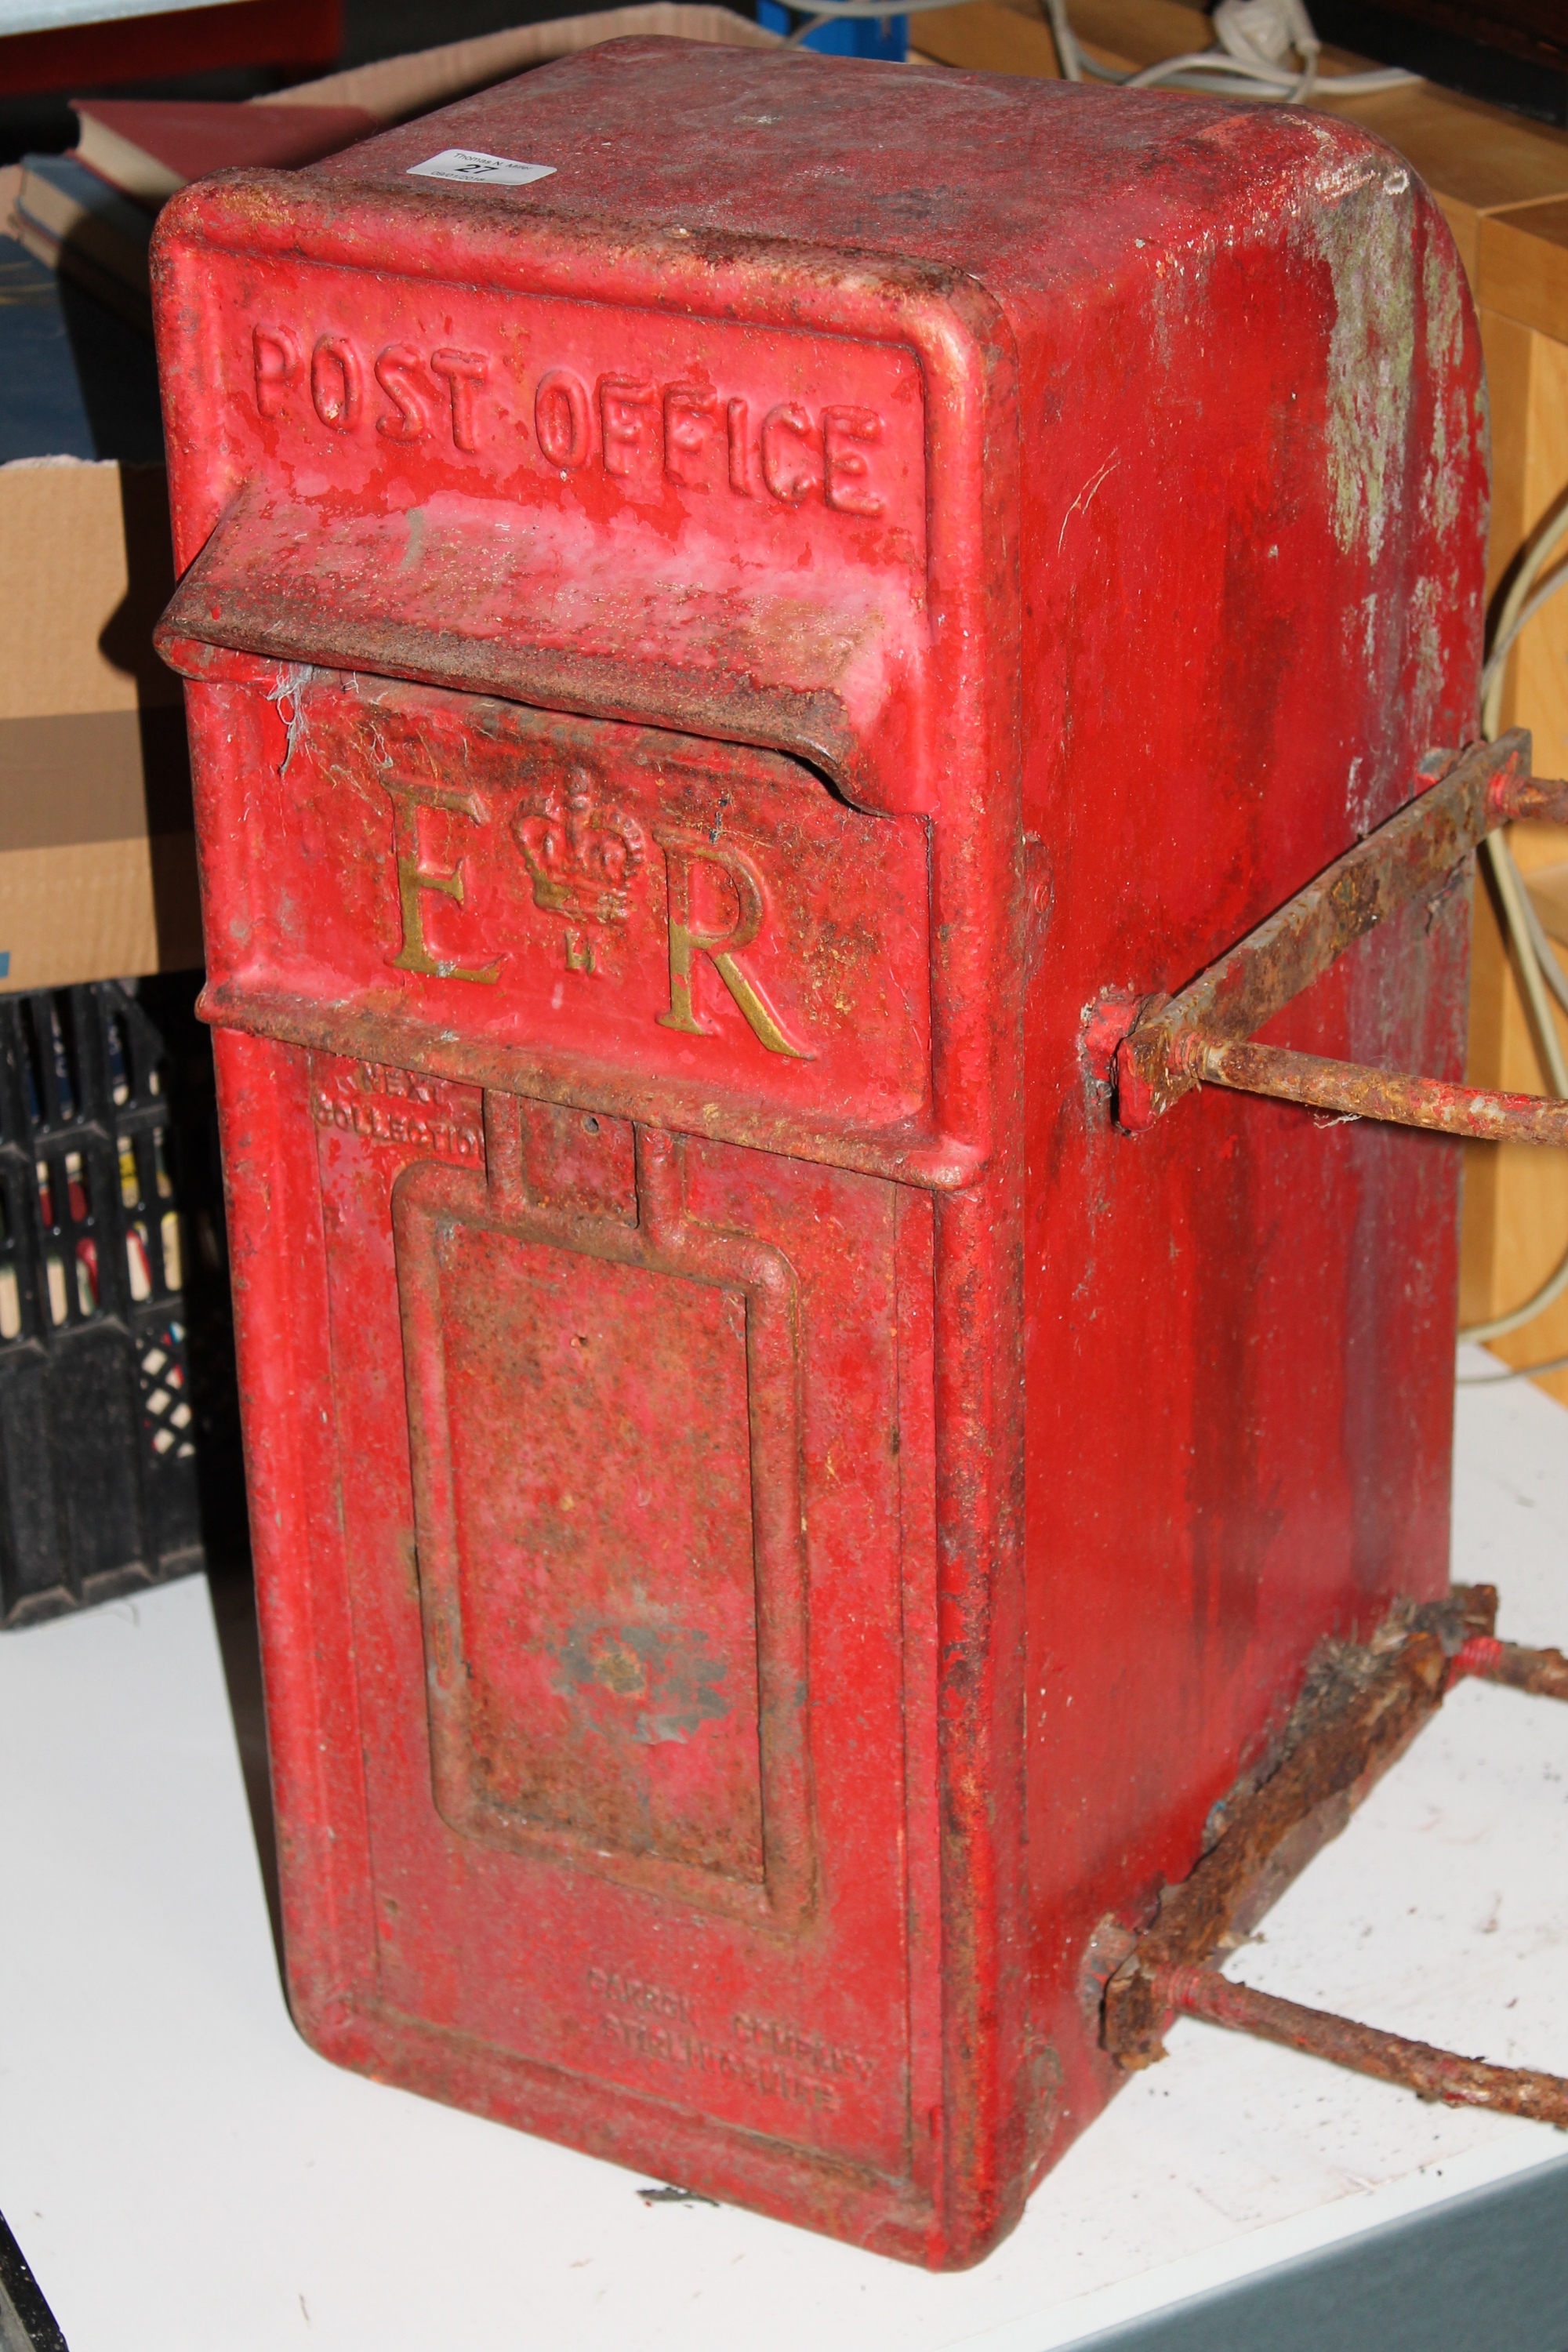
655, 831, 810, 1059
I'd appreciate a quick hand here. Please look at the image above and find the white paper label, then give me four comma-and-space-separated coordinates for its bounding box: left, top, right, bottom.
406, 149, 557, 187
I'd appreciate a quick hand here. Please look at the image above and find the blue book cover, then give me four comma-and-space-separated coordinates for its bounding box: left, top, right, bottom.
0, 234, 163, 464
16, 151, 156, 275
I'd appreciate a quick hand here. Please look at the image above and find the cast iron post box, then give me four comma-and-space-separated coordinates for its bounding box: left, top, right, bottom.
151, 42, 1488, 2265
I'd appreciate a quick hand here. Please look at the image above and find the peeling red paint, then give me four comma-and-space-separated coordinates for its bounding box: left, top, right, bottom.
151, 38, 1490, 2266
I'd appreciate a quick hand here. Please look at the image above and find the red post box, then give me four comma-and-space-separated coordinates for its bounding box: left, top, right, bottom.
151, 42, 1487, 2267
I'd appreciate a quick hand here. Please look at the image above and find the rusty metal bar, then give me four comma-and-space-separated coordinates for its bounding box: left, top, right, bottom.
1102, 1599, 1490, 2068
1450, 1632, 1568, 1702
1504, 774, 1568, 826
1113, 731, 1568, 1139
1196, 1040, 1568, 1145
1155, 1965, 1568, 2129
1103, 1584, 1568, 2129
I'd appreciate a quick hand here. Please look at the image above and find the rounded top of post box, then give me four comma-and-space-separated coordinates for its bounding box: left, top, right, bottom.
269, 36, 1428, 307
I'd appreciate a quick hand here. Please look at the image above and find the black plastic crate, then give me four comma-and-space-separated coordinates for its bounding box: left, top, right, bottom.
0, 982, 204, 1628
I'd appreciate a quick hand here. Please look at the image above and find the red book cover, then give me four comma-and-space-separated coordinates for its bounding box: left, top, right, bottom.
72, 98, 376, 204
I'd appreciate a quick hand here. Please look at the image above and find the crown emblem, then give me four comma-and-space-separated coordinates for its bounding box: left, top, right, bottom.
513, 766, 646, 973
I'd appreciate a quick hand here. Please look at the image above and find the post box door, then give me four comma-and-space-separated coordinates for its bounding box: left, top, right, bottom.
296, 989, 938, 2180
173, 640, 949, 2192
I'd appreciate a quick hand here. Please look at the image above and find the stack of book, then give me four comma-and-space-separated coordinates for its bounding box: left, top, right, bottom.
3, 5, 777, 333
8, 97, 375, 333
0, 94, 371, 1003
0, 223, 162, 463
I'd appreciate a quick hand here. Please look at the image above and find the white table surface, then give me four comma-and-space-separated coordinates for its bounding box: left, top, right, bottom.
1, 1344, 1564, 2352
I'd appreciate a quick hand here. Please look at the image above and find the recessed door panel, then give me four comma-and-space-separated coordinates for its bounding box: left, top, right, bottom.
395, 1100, 813, 1927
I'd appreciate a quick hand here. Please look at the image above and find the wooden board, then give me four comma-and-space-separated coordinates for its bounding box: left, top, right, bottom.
909, 2, 1062, 76
0, 457, 201, 987
1482, 196, 1568, 344
1461, 299, 1568, 1403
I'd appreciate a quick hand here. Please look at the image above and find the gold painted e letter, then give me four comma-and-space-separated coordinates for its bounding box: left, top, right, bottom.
382, 779, 502, 984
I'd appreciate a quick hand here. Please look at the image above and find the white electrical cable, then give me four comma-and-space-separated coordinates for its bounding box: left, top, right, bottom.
1516, 867, 1568, 1022
1042, 0, 1417, 100
1457, 840, 1568, 1351
1119, 53, 1414, 96
1485, 833, 1568, 1101
1458, 1347, 1568, 1385
1126, 4, 1319, 102
1457, 506, 1568, 1362
1480, 569, 1568, 710
1044, 0, 1081, 77
1480, 500, 1568, 734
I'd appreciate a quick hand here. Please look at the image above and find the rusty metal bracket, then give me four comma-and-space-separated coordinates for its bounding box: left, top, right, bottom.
1113, 731, 1568, 1141
1102, 1585, 1568, 2128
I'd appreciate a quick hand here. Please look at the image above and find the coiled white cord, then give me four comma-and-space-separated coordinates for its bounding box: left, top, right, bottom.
778, 0, 1418, 78
1044, 0, 1417, 100
1457, 494, 1568, 1370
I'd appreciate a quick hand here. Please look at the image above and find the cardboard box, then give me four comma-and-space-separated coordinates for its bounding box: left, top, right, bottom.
1454, 197, 1568, 1404
0, 457, 201, 987
263, 3, 779, 123
1, 12, 782, 998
